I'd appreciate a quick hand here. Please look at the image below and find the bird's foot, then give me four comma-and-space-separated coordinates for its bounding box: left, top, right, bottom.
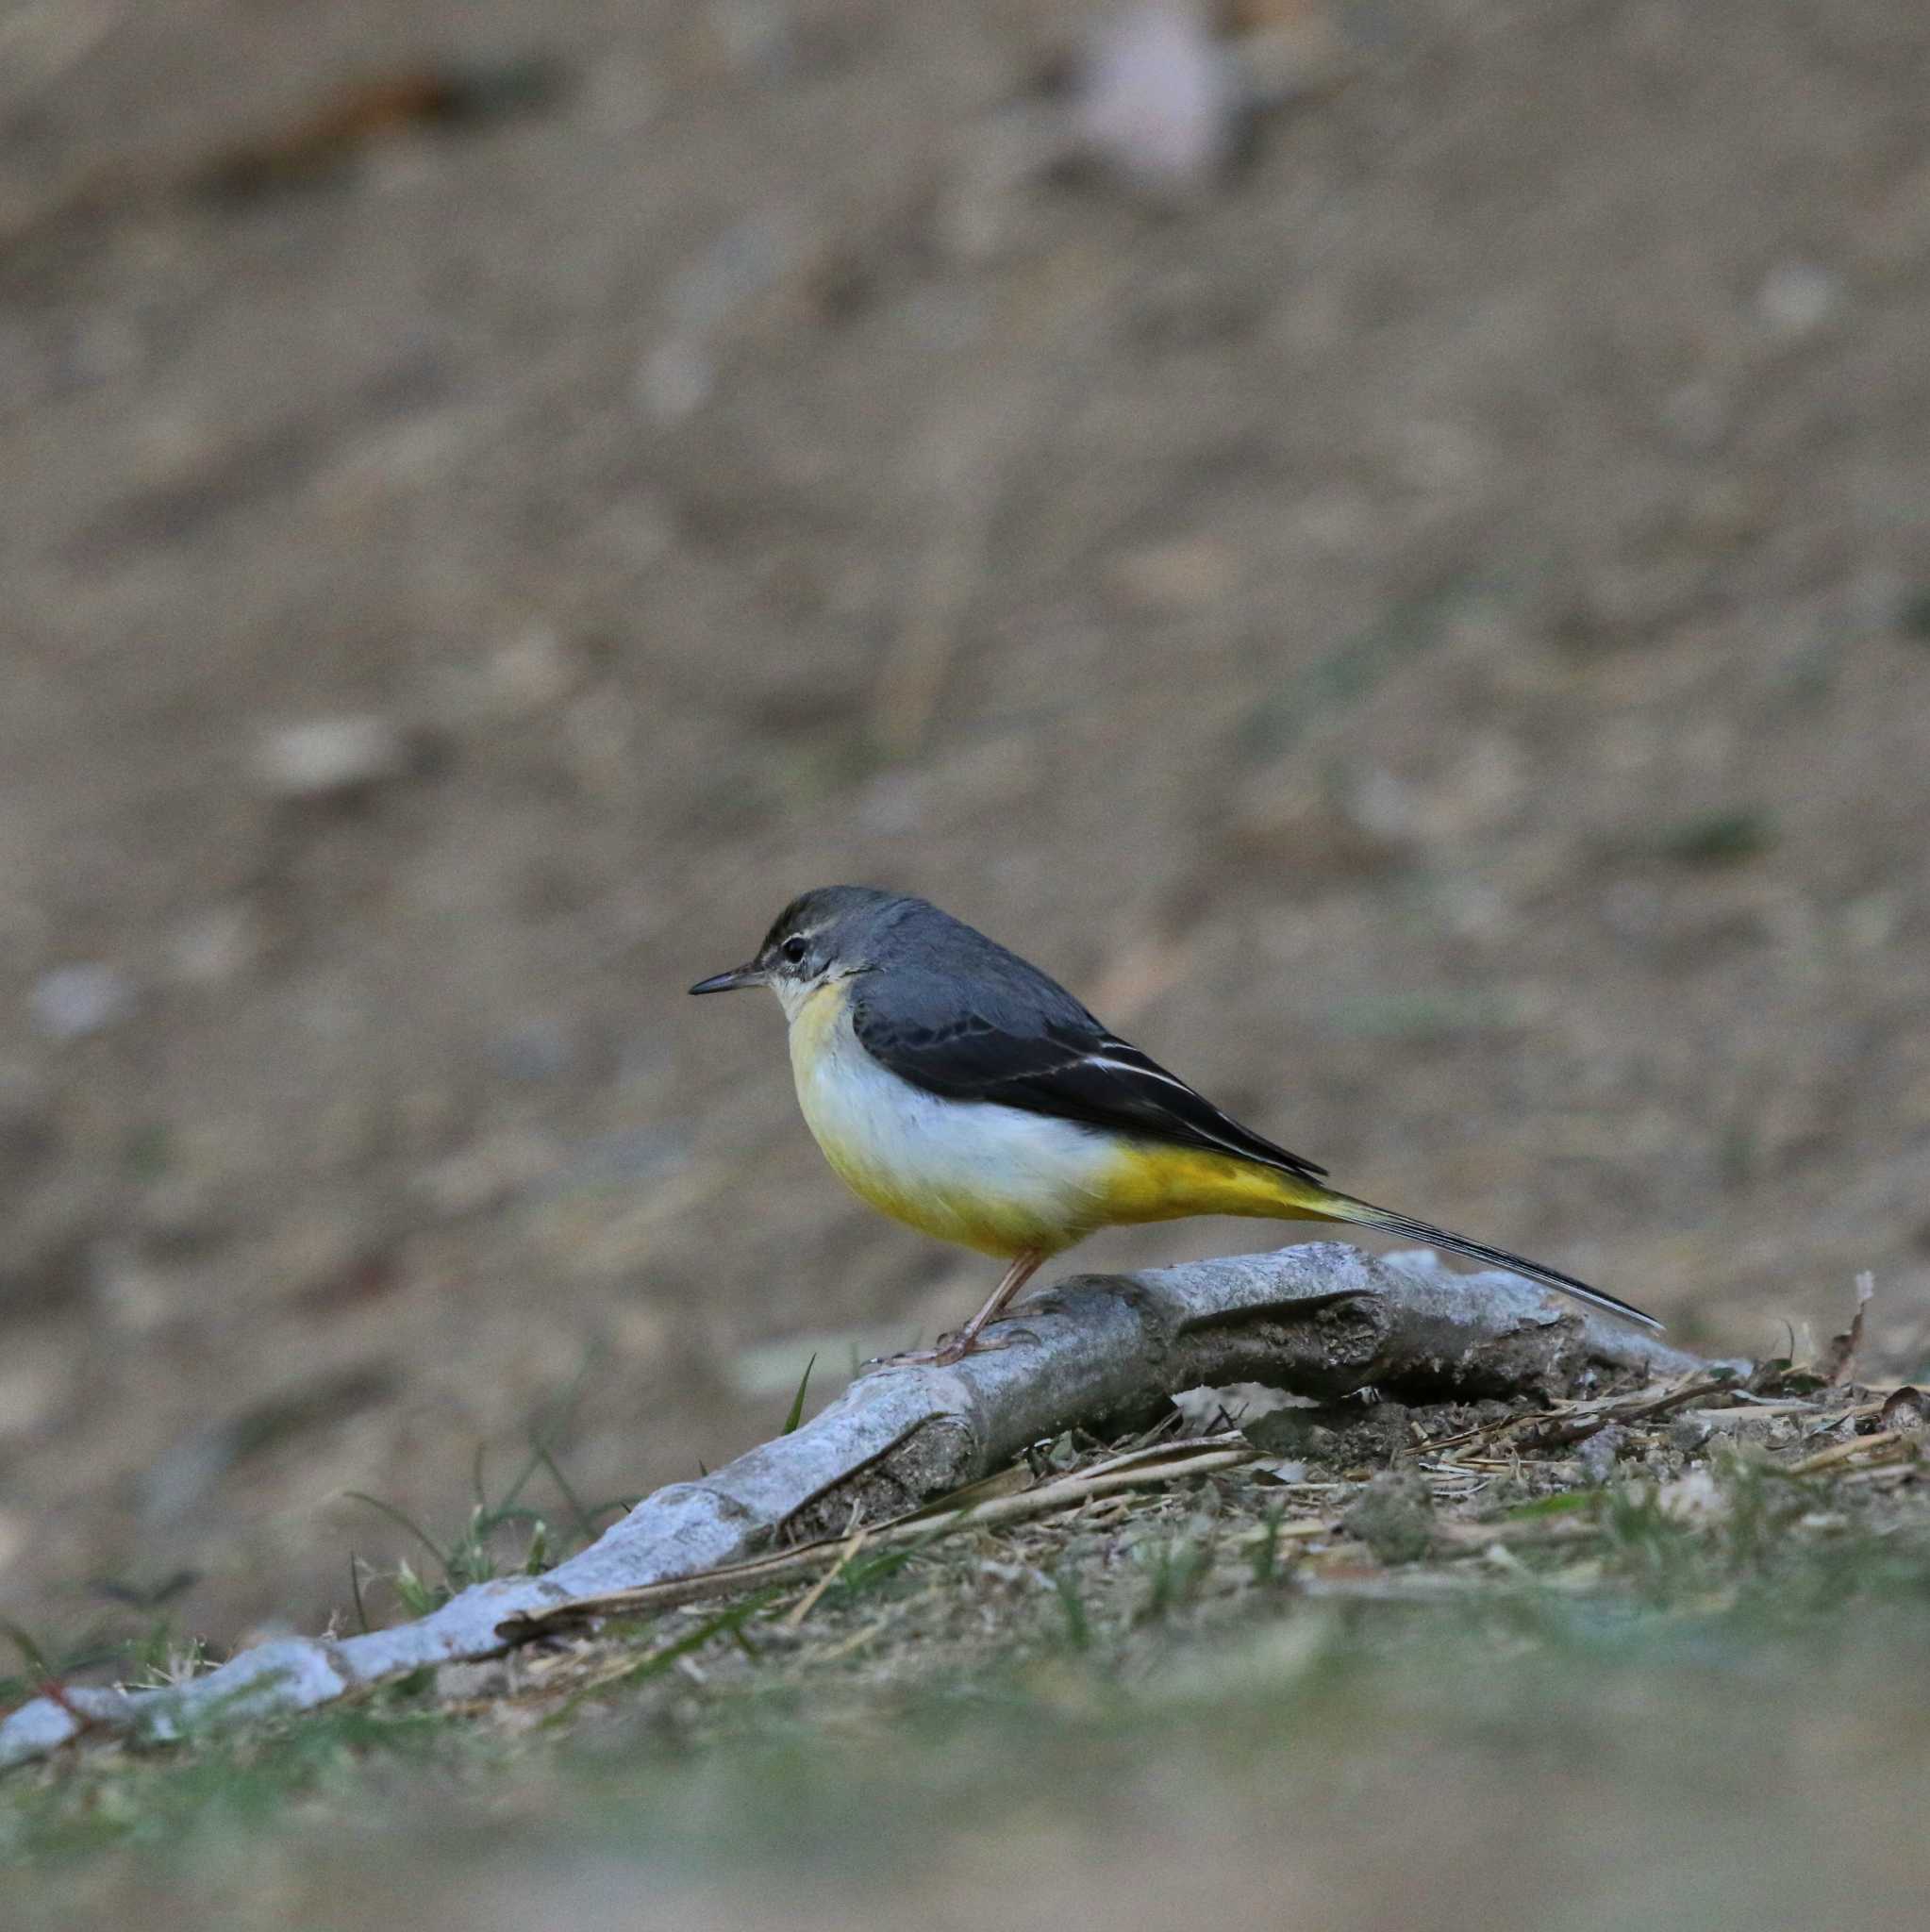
866, 1328, 1022, 1373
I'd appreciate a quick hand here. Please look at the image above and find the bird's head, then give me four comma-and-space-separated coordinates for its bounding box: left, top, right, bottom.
688, 886, 909, 1021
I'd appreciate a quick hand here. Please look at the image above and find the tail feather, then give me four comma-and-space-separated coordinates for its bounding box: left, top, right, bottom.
1318, 1192, 1662, 1333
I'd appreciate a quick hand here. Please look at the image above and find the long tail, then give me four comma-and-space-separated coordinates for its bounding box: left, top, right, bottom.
1307, 1189, 1662, 1332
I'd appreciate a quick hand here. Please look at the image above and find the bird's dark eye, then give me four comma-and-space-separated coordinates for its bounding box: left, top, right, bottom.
781, 935, 808, 965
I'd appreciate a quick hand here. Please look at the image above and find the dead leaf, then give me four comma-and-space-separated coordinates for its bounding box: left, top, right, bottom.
1822, 1271, 1874, 1387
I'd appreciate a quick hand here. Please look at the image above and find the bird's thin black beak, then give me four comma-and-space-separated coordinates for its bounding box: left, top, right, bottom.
688, 961, 764, 995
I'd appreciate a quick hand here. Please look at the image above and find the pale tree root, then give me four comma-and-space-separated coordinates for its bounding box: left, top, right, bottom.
0, 1243, 1720, 1772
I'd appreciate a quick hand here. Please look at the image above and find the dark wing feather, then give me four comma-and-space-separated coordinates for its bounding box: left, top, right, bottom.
851, 997, 1329, 1185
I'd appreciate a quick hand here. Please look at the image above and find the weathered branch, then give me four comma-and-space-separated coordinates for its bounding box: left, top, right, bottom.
0, 1242, 1718, 1771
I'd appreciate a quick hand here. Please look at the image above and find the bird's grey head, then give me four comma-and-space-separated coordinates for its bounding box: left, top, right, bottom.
689, 886, 917, 1020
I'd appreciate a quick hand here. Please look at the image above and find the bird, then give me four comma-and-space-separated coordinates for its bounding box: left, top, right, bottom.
690, 887, 1658, 1365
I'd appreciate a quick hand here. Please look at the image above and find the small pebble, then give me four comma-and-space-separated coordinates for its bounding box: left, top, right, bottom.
1755, 260, 1843, 338
29, 963, 134, 1040
1073, 2, 1241, 195
1579, 1423, 1629, 1481
1256, 1458, 1308, 1484
251, 716, 412, 801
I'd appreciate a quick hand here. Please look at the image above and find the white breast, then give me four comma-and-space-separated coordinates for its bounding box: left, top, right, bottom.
787, 987, 1114, 1256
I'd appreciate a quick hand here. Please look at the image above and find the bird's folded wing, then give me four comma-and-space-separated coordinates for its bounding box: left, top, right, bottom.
851, 1001, 1329, 1184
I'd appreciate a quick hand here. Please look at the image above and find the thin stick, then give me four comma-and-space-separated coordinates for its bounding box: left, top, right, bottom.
782, 1529, 871, 1630
502, 1440, 1257, 1639
1783, 1428, 1914, 1476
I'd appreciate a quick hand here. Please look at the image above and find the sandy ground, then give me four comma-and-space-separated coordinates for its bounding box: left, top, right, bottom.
2, 0, 1928, 1645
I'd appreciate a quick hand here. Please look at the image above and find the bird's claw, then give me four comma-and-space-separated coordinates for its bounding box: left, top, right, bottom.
865, 1328, 1023, 1373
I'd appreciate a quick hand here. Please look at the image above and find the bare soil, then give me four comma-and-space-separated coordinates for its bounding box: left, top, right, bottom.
3, 0, 1928, 1652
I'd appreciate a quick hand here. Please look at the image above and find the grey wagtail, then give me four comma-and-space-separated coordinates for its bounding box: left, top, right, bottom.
691, 887, 1658, 1364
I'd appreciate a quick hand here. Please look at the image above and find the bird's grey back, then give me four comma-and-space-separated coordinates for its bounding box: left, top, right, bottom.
839, 891, 1330, 1183
860, 895, 1099, 1038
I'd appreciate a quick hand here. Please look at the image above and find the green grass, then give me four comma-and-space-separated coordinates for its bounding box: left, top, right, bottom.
342, 1384, 632, 1622
8, 1433, 1930, 1928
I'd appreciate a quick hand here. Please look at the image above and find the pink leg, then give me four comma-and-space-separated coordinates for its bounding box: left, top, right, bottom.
934, 1249, 1046, 1366
875, 1249, 1047, 1371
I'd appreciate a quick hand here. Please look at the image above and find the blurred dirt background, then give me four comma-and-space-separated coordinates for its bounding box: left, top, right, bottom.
2, 0, 1928, 1646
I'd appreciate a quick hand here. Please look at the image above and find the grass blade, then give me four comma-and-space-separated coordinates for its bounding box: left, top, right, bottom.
782, 1354, 818, 1435
342, 1493, 451, 1577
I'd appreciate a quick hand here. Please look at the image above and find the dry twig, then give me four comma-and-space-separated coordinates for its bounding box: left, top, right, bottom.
0, 1242, 1712, 1771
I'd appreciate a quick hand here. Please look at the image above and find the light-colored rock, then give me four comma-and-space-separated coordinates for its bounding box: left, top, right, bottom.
29, 961, 134, 1039
1755, 259, 1843, 338
250, 715, 412, 800
1073, 3, 1241, 195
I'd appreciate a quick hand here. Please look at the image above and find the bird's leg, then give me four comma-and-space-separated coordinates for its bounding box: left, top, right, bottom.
868, 1251, 1048, 1372
932, 1249, 1045, 1366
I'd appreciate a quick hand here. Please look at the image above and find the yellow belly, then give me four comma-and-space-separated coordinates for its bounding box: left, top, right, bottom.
787, 979, 1110, 1257
786, 978, 1341, 1258
820, 1143, 1083, 1258
1092, 1141, 1338, 1227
